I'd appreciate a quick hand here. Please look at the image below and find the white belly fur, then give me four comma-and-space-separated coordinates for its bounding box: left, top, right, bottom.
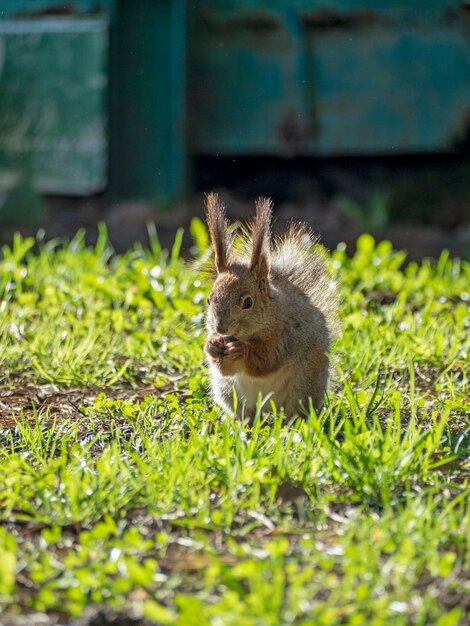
232, 365, 292, 413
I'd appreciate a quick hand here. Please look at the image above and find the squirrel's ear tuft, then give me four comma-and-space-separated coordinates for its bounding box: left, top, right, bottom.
205, 192, 230, 274
250, 197, 272, 293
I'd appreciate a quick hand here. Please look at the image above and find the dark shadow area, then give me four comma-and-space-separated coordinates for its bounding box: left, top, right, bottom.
194, 153, 470, 228
1, 153, 469, 262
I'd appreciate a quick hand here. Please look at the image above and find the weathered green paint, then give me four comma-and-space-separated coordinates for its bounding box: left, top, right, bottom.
0, 14, 108, 194
1, 0, 469, 206
0, 1, 113, 17
0, 0, 187, 202
189, 0, 470, 156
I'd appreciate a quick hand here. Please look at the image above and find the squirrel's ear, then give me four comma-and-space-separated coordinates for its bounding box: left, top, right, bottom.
205, 192, 230, 274
250, 197, 272, 294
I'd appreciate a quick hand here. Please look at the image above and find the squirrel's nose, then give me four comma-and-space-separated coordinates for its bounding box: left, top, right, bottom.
215, 320, 231, 335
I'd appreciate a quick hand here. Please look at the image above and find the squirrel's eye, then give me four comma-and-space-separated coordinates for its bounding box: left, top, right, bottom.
242, 296, 253, 310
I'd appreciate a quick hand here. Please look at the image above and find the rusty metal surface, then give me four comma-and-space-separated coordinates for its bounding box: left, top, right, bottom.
1, 0, 469, 204
189, 0, 470, 156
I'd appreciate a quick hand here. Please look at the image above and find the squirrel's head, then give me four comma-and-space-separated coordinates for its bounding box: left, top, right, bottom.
205, 194, 273, 340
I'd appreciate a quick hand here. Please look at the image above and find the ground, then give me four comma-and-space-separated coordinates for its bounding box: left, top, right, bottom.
0, 227, 468, 625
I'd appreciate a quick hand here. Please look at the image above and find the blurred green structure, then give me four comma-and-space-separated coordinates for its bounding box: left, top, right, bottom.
0, 0, 186, 215
0, 0, 469, 216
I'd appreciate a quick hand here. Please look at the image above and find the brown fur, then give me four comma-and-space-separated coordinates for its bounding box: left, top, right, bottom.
204, 193, 338, 418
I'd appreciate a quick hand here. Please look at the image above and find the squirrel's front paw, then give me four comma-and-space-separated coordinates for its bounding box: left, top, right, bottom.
224, 339, 247, 361
204, 336, 226, 360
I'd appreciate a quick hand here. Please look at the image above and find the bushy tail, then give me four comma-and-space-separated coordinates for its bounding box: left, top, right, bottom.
270, 223, 339, 332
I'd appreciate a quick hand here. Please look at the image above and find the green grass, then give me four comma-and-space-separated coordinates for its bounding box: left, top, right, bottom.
0, 226, 468, 625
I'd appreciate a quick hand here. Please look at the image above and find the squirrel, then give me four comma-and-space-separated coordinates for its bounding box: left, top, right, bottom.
203, 193, 338, 418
